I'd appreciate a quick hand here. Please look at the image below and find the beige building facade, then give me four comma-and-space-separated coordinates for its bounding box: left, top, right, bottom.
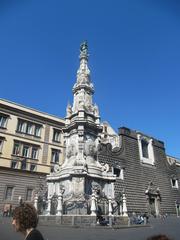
0, 99, 65, 211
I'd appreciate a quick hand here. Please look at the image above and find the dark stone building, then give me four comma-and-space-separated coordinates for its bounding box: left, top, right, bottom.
98, 127, 180, 215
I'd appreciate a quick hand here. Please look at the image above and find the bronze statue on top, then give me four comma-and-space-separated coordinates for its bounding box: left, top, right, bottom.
80, 41, 88, 55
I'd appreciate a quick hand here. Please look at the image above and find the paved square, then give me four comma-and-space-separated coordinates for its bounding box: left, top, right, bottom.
1, 216, 180, 240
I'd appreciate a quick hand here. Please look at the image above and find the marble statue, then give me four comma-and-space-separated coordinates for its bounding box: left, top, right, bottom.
66, 103, 72, 117
84, 139, 97, 164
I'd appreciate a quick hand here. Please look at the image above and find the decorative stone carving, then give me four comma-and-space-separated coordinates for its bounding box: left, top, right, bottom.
101, 163, 110, 173
167, 156, 176, 165
66, 103, 72, 117
53, 164, 61, 173
66, 143, 77, 158
94, 104, 99, 116
145, 181, 161, 216
84, 139, 97, 164
145, 181, 161, 197
79, 100, 85, 110
91, 182, 101, 195
62, 142, 78, 167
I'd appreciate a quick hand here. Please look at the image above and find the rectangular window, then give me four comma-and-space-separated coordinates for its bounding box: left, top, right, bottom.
26, 188, 33, 201
0, 115, 8, 128
30, 164, 36, 172
171, 179, 179, 189
11, 160, 18, 169
13, 142, 21, 155
5, 186, 14, 200
21, 159, 27, 170
114, 168, 120, 177
53, 129, 61, 142
17, 119, 42, 137
0, 138, 4, 153
51, 149, 60, 163
17, 120, 26, 133
113, 167, 124, 180
141, 140, 149, 158
26, 123, 34, 135
137, 134, 155, 165
34, 125, 41, 137
22, 145, 30, 157
31, 147, 38, 159
13, 141, 40, 160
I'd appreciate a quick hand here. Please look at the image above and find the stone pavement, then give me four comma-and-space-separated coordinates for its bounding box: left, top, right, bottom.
0, 216, 180, 240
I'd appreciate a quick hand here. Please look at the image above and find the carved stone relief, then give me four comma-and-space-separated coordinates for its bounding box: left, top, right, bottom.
84, 139, 97, 164
63, 142, 78, 166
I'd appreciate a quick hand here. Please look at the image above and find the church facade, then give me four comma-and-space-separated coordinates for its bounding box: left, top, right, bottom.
98, 128, 180, 215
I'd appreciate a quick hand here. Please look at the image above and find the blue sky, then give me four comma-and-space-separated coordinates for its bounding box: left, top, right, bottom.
0, 0, 180, 158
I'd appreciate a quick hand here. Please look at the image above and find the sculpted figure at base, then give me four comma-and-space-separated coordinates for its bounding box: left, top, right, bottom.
64, 142, 78, 166
84, 139, 97, 164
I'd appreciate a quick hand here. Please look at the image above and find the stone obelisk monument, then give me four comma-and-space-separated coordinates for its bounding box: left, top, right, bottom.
46, 42, 116, 215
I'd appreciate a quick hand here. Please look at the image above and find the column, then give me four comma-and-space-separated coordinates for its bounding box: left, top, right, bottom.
122, 192, 128, 217
91, 191, 97, 216
57, 187, 65, 216
108, 197, 113, 216
46, 195, 51, 216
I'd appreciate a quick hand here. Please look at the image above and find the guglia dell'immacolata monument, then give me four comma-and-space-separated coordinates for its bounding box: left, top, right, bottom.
41, 42, 128, 221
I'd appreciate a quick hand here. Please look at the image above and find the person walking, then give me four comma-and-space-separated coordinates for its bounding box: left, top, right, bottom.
12, 202, 44, 240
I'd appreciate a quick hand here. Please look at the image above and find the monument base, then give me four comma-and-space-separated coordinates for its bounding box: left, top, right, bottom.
38, 215, 129, 227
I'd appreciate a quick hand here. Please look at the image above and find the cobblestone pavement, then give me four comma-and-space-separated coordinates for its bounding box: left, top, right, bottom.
0, 216, 180, 240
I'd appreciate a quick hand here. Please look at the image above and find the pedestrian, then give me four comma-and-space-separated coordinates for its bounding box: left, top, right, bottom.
143, 212, 149, 223
147, 234, 172, 240
12, 202, 44, 240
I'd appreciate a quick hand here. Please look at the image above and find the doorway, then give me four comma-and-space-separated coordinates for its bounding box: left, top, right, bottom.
149, 196, 160, 217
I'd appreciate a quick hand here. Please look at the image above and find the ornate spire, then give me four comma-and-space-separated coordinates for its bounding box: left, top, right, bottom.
73, 41, 94, 93
70, 42, 101, 121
